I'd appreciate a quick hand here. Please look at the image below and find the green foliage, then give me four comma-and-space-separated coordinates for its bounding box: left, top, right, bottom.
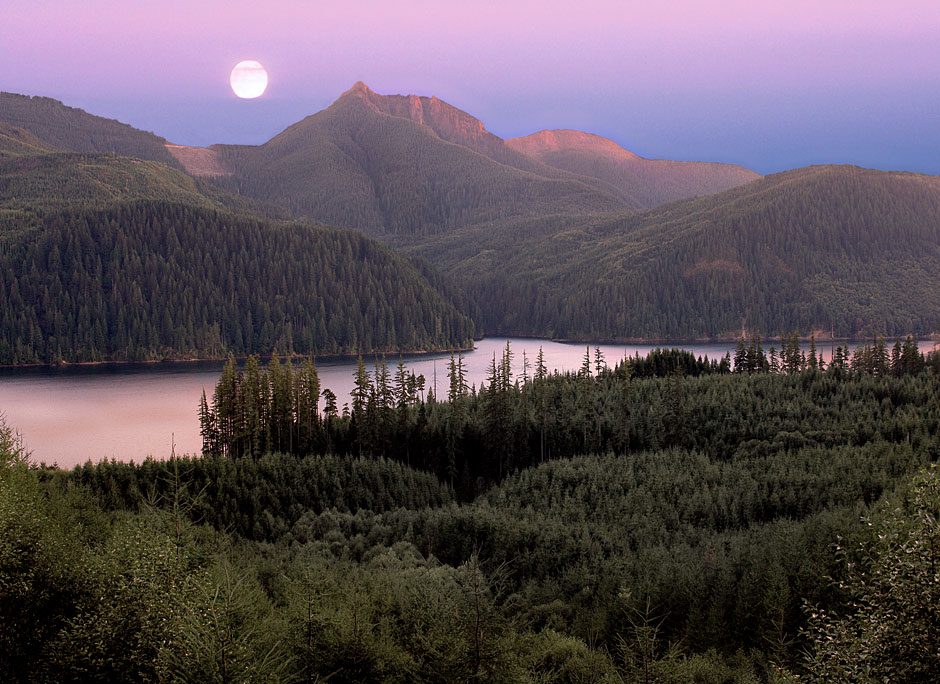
0, 459, 203, 683
0, 412, 28, 470
0, 465, 84, 681
801, 465, 940, 683
0, 200, 474, 363
42, 515, 202, 683
205, 343, 938, 501
64, 451, 453, 541
158, 558, 292, 684
8, 346, 940, 681
407, 165, 940, 339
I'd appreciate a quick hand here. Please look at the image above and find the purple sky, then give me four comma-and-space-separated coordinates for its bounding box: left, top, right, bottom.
2, 0, 939, 174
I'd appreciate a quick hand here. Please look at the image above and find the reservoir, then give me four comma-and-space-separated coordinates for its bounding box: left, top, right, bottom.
0, 337, 935, 468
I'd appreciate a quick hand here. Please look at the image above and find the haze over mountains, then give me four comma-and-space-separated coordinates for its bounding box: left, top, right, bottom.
507, 129, 760, 209
1, 83, 939, 362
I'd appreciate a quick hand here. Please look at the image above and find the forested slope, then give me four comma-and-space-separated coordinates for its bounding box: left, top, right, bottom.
1, 152, 229, 211
7, 346, 938, 682
0, 151, 289, 220
409, 165, 940, 339
0, 200, 475, 364
0, 92, 179, 166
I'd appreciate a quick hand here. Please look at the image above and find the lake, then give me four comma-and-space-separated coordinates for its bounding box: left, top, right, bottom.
1, 336, 935, 468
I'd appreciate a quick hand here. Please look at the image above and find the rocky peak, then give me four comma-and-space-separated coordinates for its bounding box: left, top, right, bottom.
339, 82, 502, 154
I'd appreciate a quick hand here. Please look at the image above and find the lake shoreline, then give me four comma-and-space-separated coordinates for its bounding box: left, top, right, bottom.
0, 344, 479, 370
5, 336, 938, 468
2, 333, 937, 370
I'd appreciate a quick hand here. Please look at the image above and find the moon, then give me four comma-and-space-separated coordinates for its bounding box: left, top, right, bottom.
230, 60, 268, 99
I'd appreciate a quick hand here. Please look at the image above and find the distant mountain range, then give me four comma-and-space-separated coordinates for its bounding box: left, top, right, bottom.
1, 84, 761, 232
179, 82, 759, 234
0, 90, 480, 363
2, 85, 939, 356
506, 129, 759, 209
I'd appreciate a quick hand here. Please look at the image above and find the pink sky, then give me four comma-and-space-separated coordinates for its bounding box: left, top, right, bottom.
2, 0, 939, 173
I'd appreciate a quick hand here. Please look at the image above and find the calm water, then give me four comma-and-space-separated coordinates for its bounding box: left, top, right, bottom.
1, 337, 935, 469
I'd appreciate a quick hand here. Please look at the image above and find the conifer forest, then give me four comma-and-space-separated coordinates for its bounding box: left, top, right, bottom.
4, 340, 940, 682
4, 84, 940, 684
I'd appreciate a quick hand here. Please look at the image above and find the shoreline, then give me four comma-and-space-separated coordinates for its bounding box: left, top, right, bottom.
0, 344, 479, 371
506, 333, 940, 346
3, 333, 937, 370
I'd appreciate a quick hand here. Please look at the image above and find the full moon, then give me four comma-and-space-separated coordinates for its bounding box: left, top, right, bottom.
230, 60, 268, 99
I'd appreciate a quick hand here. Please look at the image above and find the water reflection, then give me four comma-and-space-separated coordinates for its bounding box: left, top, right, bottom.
1, 337, 935, 468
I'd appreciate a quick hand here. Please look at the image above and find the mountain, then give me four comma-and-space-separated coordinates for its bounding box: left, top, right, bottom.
8, 87, 932, 346
342, 83, 620, 181
506, 129, 761, 208
0, 91, 481, 364
210, 82, 632, 235
407, 165, 940, 340
1, 86, 761, 238
0, 94, 277, 220
0, 92, 179, 166
0, 200, 475, 364
203, 83, 762, 234
0, 150, 293, 229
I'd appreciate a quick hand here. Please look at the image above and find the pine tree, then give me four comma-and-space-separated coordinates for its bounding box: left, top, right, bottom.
535, 346, 547, 382
580, 345, 593, 377
733, 336, 747, 373
594, 346, 606, 376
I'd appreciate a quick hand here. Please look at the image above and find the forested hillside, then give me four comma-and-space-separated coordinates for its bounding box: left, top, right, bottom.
0, 151, 289, 220
4, 345, 939, 682
0, 92, 179, 166
0, 200, 475, 364
1, 152, 229, 211
4, 89, 940, 352
408, 165, 940, 339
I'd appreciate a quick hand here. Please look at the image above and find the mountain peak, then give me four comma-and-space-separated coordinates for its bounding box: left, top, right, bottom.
346, 81, 375, 96
336, 83, 501, 154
